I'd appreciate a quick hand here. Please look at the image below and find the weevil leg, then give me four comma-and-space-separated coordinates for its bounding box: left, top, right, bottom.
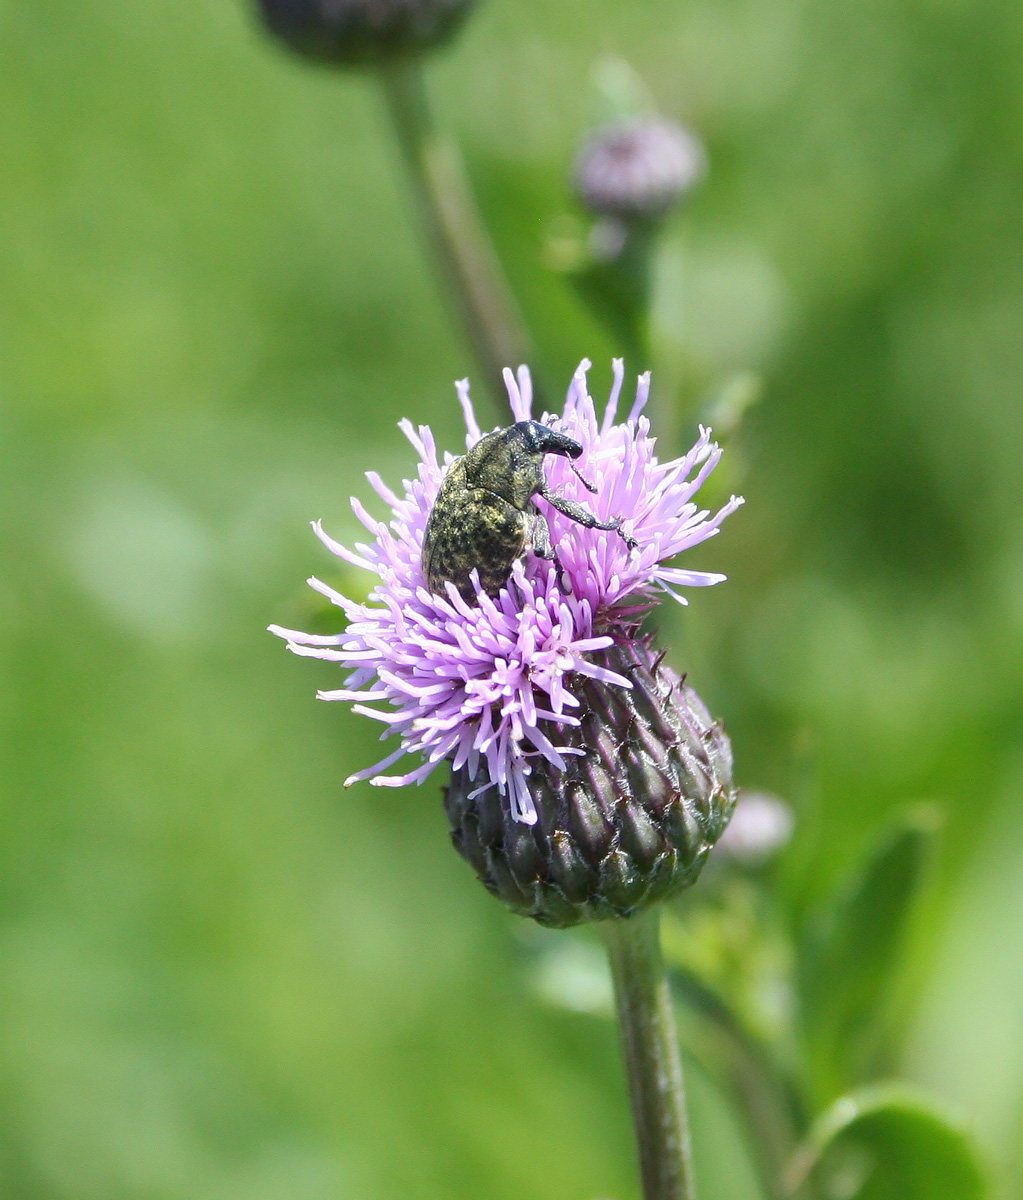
525, 509, 572, 591
538, 487, 639, 552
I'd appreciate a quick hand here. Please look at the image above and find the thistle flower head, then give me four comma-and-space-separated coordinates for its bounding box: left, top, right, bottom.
574, 116, 707, 221
270, 360, 742, 827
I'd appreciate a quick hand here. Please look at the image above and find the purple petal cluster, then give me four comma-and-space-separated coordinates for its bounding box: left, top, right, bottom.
270, 360, 742, 824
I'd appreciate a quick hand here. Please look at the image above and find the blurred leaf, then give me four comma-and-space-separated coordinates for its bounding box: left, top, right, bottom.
798, 809, 939, 1099
786, 1085, 989, 1200
663, 884, 795, 1057
568, 226, 655, 364
588, 56, 657, 125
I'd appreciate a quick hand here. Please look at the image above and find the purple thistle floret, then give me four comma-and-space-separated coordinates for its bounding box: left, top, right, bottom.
269, 360, 743, 825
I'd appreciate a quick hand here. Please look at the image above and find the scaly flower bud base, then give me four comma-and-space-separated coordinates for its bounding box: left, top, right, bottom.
445, 640, 736, 927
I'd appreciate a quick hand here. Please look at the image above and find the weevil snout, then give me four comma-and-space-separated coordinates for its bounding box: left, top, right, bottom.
519, 421, 584, 460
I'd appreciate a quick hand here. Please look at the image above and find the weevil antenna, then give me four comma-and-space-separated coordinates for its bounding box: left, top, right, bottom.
569, 460, 599, 493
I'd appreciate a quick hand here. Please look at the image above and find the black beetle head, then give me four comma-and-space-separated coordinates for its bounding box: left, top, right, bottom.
516, 421, 583, 460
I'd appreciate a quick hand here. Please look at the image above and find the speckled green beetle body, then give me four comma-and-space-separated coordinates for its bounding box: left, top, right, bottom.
422, 420, 636, 601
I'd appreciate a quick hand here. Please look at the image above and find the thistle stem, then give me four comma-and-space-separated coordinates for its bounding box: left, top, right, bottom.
377, 59, 534, 406
602, 907, 697, 1200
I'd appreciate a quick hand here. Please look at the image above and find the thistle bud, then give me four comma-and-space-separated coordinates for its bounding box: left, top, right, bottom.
444, 640, 736, 928
256, 0, 478, 67
715, 789, 793, 867
573, 116, 707, 222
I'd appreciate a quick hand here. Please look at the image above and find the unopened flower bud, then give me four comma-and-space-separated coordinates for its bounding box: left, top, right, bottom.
574, 116, 707, 221
256, 0, 478, 67
445, 640, 736, 928
715, 790, 793, 867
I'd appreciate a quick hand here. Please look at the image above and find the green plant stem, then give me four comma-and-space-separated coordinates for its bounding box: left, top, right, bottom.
378, 59, 533, 407
602, 907, 697, 1200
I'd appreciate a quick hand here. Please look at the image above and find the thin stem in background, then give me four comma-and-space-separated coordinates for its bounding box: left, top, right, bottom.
602, 906, 697, 1200
378, 59, 534, 410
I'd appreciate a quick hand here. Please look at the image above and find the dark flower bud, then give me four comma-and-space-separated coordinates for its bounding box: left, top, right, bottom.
444, 640, 736, 928
256, 0, 478, 67
573, 116, 707, 221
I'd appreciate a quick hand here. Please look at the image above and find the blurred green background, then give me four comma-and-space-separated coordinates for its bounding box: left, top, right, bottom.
2, 0, 1022, 1197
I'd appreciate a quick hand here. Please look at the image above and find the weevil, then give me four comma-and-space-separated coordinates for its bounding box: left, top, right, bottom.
422, 420, 637, 601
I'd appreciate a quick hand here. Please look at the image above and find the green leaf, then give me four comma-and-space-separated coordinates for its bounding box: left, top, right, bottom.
569, 227, 656, 364
799, 808, 939, 1097
787, 1085, 990, 1200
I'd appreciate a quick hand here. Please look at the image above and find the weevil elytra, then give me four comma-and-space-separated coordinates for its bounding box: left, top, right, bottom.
421, 420, 637, 601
